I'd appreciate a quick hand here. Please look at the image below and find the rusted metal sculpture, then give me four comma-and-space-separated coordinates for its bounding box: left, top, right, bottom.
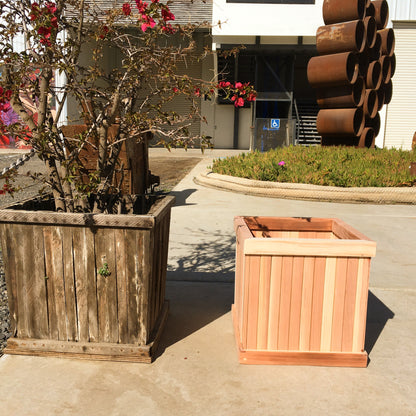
308, 0, 396, 148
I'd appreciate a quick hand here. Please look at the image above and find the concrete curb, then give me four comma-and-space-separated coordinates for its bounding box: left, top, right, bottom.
194, 171, 416, 204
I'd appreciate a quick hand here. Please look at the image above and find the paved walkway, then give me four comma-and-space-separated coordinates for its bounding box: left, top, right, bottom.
0, 149, 415, 415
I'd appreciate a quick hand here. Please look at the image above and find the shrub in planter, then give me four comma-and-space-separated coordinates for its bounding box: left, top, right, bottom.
0, 0, 255, 361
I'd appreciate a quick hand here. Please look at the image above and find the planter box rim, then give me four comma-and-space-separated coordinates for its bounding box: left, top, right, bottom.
0, 195, 175, 229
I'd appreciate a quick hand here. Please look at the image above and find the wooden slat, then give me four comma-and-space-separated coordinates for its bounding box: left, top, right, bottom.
277, 256, 293, 350
352, 258, 371, 352
96, 228, 118, 343
44, 227, 69, 340
244, 238, 376, 258
0, 209, 155, 229
243, 217, 334, 233
240, 255, 251, 341
309, 257, 326, 351
320, 257, 337, 352
234, 216, 254, 240
342, 258, 359, 352
126, 229, 142, 344
61, 227, 77, 341
237, 349, 368, 367
299, 257, 315, 351
72, 227, 94, 342
0, 224, 17, 336
257, 256, 271, 350
288, 256, 304, 351
246, 256, 260, 350
331, 258, 348, 351
267, 256, 282, 350
29, 225, 49, 338
115, 229, 129, 344
138, 229, 152, 345
15, 224, 30, 338
331, 218, 374, 241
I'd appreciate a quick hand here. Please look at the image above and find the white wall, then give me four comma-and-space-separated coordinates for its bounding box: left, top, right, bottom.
388, 0, 416, 21
212, 0, 324, 38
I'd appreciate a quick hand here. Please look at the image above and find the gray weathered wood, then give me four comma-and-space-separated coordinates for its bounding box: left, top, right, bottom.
0, 195, 174, 361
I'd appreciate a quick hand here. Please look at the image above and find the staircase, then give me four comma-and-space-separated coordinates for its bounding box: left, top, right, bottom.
293, 99, 321, 146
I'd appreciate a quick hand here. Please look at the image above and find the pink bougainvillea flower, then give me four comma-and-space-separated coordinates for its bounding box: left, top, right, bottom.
135, 0, 148, 13
38, 26, 52, 36
235, 97, 245, 107
218, 81, 231, 88
99, 25, 110, 39
162, 24, 175, 34
122, 3, 132, 16
46, 2, 57, 14
161, 7, 175, 21
231, 95, 245, 107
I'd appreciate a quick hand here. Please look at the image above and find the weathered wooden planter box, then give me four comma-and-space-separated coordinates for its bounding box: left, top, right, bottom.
0, 195, 174, 363
233, 216, 376, 367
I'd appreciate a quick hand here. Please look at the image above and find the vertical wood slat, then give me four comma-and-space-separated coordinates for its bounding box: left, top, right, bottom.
62, 228, 77, 341
342, 258, 359, 352
0, 224, 17, 336
31, 225, 49, 338
126, 229, 142, 344
320, 257, 337, 352
277, 256, 293, 350
44, 227, 67, 340
15, 224, 30, 338
72, 227, 97, 342
257, 256, 271, 349
309, 257, 327, 351
96, 228, 118, 343
288, 256, 304, 351
331, 258, 348, 351
151, 218, 161, 329
299, 257, 315, 351
246, 256, 260, 350
139, 229, 152, 345
115, 229, 129, 344
353, 258, 371, 352
267, 256, 282, 350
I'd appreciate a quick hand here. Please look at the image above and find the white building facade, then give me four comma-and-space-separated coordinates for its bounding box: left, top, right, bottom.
210, 0, 416, 150
382, 0, 416, 150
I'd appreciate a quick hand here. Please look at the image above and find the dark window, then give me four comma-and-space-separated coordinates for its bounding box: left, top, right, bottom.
226, 0, 314, 4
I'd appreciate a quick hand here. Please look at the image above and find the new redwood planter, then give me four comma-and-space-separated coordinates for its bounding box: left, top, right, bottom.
233, 216, 376, 367
0, 195, 174, 363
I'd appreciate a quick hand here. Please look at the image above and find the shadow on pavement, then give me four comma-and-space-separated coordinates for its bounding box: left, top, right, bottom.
168, 189, 197, 207
155, 280, 234, 359
365, 291, 395, 355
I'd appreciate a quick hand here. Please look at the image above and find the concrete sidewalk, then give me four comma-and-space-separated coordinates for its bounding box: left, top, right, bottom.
1, 149, 415, 415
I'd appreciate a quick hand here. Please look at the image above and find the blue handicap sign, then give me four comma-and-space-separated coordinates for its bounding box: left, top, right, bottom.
270, 119, 280, 130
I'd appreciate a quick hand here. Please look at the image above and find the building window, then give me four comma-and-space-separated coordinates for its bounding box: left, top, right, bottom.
226, 0, 314, 4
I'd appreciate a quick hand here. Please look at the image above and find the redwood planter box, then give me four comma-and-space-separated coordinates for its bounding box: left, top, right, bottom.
0, 196, 174, 363
233, 216, 376, 367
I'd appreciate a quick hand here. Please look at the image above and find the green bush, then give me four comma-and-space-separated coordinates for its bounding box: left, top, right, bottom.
212, 146, 416, 187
